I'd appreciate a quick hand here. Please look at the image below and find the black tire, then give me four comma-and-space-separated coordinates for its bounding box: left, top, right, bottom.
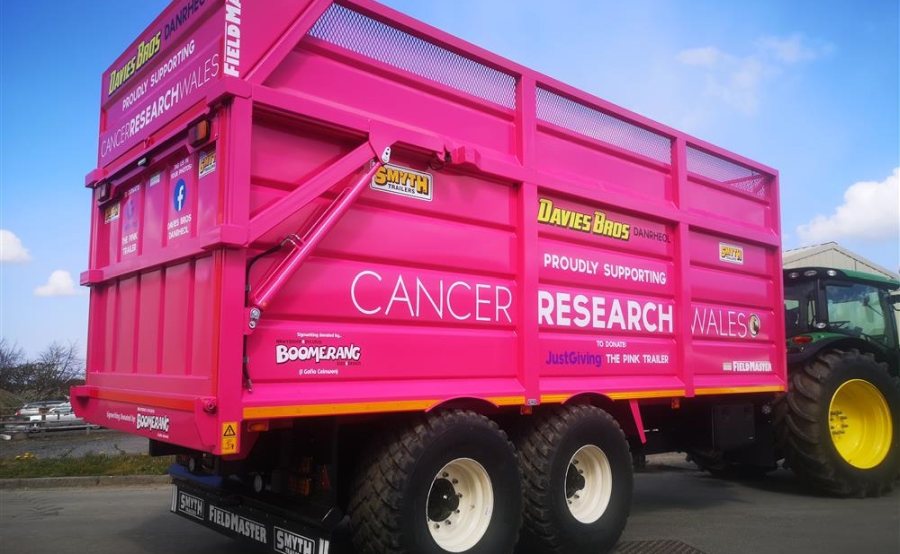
776, 348, 900, 496
516, 404, 632, 554
349, 410, 522, 554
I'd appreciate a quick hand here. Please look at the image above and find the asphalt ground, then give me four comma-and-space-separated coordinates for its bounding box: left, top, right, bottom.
1, 457, 898, 554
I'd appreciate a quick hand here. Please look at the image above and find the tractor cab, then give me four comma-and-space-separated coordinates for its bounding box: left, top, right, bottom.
784, 267, 899, 373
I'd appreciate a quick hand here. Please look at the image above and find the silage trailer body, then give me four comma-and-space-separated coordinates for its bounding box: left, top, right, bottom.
73, 0, 785, 551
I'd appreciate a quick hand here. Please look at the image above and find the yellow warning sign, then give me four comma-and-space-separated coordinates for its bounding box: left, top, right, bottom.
221, 422, 238, 454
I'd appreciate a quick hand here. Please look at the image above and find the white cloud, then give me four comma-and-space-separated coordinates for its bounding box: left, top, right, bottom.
797, 168, 900, 244
676, 47, 724, 67
0, 229, 32, 263
676, 34, 833, 116
34, 270, 80, 297
756, 34, 831, 64
705, 57, 767, 115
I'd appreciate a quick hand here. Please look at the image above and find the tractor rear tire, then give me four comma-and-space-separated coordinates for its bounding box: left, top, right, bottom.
516, 404, 632, 554
776, 348, 900, 496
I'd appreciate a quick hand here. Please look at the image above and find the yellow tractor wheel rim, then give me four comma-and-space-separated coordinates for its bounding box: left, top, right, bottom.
828, 379, 893, 469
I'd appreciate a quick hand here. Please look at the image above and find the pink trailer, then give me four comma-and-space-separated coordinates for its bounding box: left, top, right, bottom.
73, 1, 784, 552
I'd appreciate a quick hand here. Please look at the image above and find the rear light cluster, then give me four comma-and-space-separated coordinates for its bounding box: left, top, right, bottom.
284, 457, 331, 497
188, 119, 211, 147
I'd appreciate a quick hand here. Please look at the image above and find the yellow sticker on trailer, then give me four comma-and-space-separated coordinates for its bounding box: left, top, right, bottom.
104, 202, 120, 223
719, 242, 744, 264
221, 422, 238, 454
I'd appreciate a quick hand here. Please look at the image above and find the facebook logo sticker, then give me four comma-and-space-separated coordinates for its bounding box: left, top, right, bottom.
173, 179, 187, 212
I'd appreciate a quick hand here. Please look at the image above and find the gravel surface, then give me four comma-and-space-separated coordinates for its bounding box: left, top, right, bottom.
1, 436, 897, 553
2, 466, 897, 554
0, 429, 148, 459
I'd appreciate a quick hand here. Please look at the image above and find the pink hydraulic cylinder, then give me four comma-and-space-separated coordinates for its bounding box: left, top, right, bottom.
247, 154, 387, 324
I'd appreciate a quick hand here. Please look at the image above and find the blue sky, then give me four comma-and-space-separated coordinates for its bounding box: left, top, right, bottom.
1, 0, 898, 356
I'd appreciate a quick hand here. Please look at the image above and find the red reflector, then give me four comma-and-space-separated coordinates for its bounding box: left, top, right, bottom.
247, 421, 269, 433
792, 335, 813, 345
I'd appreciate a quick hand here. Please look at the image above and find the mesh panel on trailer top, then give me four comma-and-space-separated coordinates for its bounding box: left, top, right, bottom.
535, 87, 673, 165
306, 3, 771, 196
686, 145, 769, 200
308, 3, 517, 109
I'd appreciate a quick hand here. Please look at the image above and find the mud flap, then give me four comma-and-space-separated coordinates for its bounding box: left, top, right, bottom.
172, 477, 333, 554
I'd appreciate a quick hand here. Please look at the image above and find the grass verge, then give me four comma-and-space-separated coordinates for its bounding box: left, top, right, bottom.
0, 453, 173, 479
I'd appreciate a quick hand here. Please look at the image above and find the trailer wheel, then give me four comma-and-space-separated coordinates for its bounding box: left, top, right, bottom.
349, 410, 521, 554
777, 349, 900, 496
517, 405, 632, 554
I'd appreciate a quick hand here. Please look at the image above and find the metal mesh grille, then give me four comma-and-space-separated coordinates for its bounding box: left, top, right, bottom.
686, 145, 769, 200
536, 87, 672, 164
308, 4, 517, 109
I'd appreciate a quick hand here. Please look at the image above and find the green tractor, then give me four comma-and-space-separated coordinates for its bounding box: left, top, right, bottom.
778, 267, 900, 496
685, 266, 900, 495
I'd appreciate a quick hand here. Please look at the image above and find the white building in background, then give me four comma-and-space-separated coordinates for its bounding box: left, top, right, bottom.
783, 242, 899, 281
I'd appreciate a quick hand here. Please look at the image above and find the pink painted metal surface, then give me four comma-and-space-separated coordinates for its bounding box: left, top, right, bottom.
74, 0, 785, 456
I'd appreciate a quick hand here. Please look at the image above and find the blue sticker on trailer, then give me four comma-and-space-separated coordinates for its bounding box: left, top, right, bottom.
173, 179, 187, 212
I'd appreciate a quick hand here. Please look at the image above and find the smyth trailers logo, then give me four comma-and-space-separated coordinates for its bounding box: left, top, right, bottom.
175, 491, 205, 520
719, 243, 745, 265
274, 527, 320, 554
371, 164, 433, 202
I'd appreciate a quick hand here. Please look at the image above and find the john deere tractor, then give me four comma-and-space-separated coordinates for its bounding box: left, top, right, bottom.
686, 267, 900, 495
778, 267, 899, 496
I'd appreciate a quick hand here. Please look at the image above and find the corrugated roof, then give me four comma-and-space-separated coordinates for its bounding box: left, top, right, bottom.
783, 242, 899, 279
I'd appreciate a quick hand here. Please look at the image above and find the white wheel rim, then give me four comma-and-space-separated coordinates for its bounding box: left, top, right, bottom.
565, 444, 613, 524
426, 458, 494, 552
